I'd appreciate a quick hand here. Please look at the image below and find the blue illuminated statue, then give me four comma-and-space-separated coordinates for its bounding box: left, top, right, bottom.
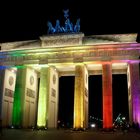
47, 21, 56, 34
47, 9, 80, 34
55, 20, 63, 33
63, 9, 69, 19
62, 18, 73, 32
62, 9, 74, 33
74, 18, 80, 32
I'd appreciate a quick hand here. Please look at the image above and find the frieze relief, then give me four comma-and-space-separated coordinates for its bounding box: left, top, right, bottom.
5, 88, 14, 98
0, 49, 140, 65
85, 88, 88, 98
51, 88, 56, 98
26, 88, 35, 98
42, 38, 80, 47
73, 57, 83, 63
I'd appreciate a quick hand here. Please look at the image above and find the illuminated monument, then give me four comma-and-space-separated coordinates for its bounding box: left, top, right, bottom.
0, 10, 140, 129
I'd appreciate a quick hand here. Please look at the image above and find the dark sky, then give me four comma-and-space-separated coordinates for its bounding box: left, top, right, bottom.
0, 0, 139, 42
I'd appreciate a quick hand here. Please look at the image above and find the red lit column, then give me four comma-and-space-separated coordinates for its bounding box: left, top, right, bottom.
102, 63, 113, 129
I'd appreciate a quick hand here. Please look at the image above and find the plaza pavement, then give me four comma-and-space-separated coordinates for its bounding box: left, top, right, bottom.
0, 128, 140, 140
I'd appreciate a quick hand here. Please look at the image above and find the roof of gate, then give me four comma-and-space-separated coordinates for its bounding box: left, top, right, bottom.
83, 33, 137, 45
0, 33, 138, 51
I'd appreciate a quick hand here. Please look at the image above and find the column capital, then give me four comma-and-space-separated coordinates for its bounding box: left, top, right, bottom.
128, 61, 140, 64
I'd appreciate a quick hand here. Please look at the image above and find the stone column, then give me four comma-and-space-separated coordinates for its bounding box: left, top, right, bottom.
12, 67, 26, 127
37, 66, 59, 129
127, 62, 140, 126
73, 64, 88, 129
13, 67, 38, 128
48, 67, 59, 128
102, 63, 113, 129
0, 67, 17, 127
37, 67, 49, 128
0, 68, 5, 120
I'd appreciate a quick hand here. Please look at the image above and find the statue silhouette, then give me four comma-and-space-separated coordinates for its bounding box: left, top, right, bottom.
55, 20, 63, 33
63, 9, 69, 19
47, 21, 55, 34
64, 18, 73, 32
74, 18, 80, 32
47, 9, 80, 34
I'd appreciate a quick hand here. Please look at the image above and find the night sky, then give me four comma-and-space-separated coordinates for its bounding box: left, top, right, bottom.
0, 0, 138, 127
0, 0, 139, 42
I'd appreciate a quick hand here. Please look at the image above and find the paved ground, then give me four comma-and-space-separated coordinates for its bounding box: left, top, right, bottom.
0, 128, 140, 140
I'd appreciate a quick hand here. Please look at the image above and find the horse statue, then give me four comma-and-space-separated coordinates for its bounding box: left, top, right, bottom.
74, 18, 80, 32
47, 9, 80, 34
63, 18, 73, 32
47, 21, 56, 34
55, 20, 63, 33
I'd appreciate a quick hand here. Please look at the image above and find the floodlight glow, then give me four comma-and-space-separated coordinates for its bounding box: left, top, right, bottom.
122, 117, 125, 120
91, 123, 96, 128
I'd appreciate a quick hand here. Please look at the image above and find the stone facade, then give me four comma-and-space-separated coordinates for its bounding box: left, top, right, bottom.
0, 33, 140, 129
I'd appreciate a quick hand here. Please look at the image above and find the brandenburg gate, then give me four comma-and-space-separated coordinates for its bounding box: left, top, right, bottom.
0, 32, 140, 129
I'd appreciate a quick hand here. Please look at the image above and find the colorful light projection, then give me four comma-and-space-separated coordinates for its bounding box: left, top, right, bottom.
12, 66, 25, 126
12, 86, 22, 126
102, 64, 113, 128
128, 62, 140, 127
0, 66, 11, 69
37, 67, 49, 127
74, 64, 85, 129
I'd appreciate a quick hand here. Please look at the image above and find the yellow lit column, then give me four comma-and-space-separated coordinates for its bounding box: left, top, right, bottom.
37, 67, 49, 128
37, 66, 59, 129
74, 64, 88, 129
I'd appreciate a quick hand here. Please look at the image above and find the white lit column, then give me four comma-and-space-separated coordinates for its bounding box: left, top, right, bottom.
48, 67, 59, 128
0, 68, 17, 127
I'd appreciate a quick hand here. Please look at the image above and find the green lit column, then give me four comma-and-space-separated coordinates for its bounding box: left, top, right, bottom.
12, 67, 26, 127
37, 67, 49, 128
